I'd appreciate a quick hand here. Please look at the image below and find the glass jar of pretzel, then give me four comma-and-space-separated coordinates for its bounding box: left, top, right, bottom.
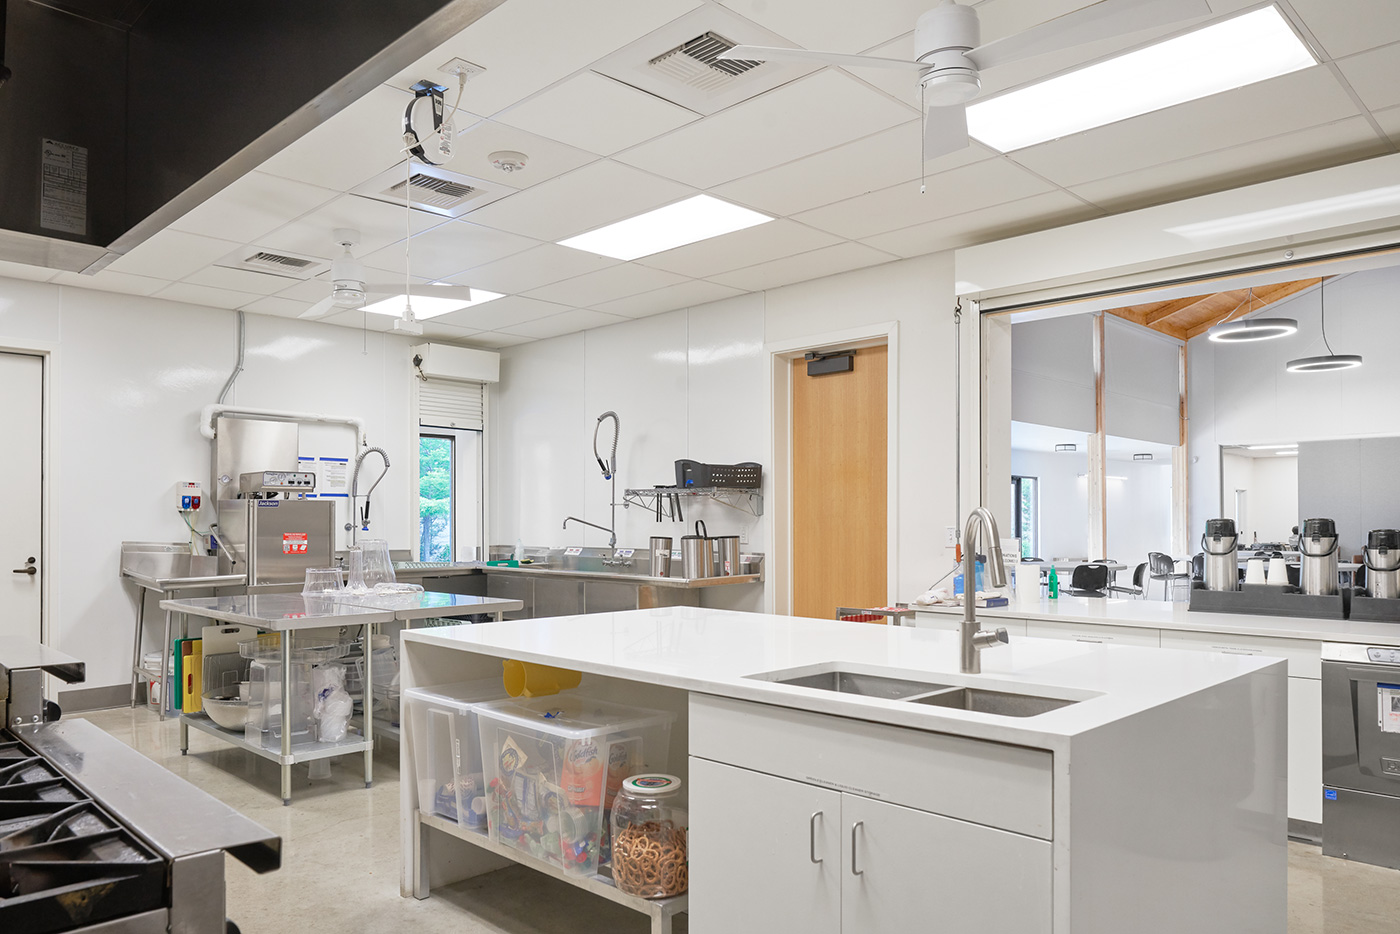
609, 774, 688, 898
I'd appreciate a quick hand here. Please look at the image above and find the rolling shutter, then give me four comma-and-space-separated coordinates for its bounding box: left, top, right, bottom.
419, 379, 484, 430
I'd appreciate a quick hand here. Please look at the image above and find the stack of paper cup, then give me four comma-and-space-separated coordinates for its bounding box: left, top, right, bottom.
1245, 558, 1267, 585
1267, 557, 1287, 586
1016, 564, 1041, 604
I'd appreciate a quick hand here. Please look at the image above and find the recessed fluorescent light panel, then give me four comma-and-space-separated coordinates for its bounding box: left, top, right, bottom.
361, 290, 503, 320
1246, 443, 1297, 451
558, 195, 773, 261
966, 6, 1315, 152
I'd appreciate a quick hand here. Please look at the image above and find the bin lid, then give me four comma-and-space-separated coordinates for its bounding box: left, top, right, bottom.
621, 774, 682, 797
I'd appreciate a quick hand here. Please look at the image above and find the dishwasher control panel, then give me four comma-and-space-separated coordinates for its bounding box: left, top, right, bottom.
1368, 647, 1400, 664
238, 471, 316, 494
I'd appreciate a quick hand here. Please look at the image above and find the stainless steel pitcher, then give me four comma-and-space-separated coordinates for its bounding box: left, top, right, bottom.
1202, 518, 1239, 592
1299, 518, 1339, 596
1365, 529, 1400, 599
714, 535, 742, 576
649, 536, 673, 578
681, 521, 713, 579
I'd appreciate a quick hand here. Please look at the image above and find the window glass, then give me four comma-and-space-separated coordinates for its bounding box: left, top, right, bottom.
419, 435, 454, 562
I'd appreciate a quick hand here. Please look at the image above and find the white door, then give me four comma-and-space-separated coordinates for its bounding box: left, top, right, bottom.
689, 757, 843, 934
0, 352, 43, 642
841, 794, 1053, 934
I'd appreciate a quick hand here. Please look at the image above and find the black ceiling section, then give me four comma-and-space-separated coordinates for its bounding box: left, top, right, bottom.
0, 0, 498, 271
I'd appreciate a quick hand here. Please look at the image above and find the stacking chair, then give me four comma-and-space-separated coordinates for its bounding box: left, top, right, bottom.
1107, 562, 1148, 598
1148, 552, 1191, 601
1062, 563, 1109, 597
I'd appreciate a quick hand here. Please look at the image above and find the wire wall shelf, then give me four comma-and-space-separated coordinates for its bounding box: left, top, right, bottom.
623, 486, 764, 519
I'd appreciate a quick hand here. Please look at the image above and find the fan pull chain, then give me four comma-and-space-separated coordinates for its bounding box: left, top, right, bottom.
920, 83, 927, 195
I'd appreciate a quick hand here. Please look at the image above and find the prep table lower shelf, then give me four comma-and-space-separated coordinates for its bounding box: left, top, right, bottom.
182, 712, 373, 765
415, 811, 688, 934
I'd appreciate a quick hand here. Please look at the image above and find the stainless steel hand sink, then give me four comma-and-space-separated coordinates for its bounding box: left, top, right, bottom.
909, 688, 1077, 717
773, 669, 952, 699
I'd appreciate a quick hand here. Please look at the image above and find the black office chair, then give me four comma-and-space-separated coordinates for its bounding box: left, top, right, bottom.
1062, 563, 1109, 597
1190, 553, 1204, 583
1107, 562, 1148, 598
1148, 552, 1191, 601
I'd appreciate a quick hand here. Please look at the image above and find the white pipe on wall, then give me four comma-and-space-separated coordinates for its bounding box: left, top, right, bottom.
198, 404, 367, 446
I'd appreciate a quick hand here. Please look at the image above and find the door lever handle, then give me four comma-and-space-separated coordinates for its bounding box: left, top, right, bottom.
12, 566, 36, 575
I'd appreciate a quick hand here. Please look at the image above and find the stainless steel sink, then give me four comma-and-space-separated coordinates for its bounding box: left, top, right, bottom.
909, 688, 1077, 717
772, 670, 952, 699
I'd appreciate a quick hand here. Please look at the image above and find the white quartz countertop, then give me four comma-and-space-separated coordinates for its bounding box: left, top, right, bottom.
914, 595, 1400, 644
402, 607, 1280, 749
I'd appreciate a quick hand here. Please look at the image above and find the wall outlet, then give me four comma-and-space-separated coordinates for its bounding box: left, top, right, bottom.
739, 529, 749, 545
945, 526, 958, 547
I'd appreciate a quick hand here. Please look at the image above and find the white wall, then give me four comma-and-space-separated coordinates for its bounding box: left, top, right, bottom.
0, 275, 417, 690
1106, 457, 1173, 568
1009, 448, 1087, 560
492, 253, 962, 611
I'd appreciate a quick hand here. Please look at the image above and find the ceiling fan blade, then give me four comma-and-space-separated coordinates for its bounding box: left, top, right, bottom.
719, 44, 928, 72
966, 0, 1211, 71
299, 296, 339, 320
362, 283, 475, 299
923, 104, 970, 162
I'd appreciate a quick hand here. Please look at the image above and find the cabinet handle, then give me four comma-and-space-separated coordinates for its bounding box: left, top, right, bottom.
851, 821, 864, 876
809, 811, 822, 863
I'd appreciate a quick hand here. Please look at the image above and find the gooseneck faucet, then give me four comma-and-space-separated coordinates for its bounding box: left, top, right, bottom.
563, 411, 620, 550
348, 446, 390, 547
961, 506, 1010, 674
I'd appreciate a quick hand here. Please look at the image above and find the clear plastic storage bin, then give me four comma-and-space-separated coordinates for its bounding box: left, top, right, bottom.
240, 638, 350, 750
475, 693, 675, 877
404, 679, 510, 834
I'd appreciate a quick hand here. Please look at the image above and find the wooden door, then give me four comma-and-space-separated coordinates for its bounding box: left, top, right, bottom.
792, 345, 887, 619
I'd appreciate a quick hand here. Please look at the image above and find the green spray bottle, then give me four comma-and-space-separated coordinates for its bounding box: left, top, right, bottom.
1048, 565, 1059, 600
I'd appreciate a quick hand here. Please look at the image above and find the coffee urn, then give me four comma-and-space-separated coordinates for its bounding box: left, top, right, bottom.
1202, 518, 1240, 591
1364, 529, 1400, 599
1299, 518, 1340, 596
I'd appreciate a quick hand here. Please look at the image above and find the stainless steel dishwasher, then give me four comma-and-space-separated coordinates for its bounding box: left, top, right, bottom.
1322, 642, 1400, 868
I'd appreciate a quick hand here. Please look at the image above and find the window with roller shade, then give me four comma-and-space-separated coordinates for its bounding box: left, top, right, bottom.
418, 378, 485, 561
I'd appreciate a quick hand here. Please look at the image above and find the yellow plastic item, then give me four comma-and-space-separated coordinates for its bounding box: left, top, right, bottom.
182, 639, 203, 714
502, 659, 582, 698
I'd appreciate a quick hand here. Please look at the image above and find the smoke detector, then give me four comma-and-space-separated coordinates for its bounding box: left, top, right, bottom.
489, 150, 529, 174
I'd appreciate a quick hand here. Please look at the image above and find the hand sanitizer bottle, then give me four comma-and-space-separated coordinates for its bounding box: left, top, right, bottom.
1048, 565, 1059, 600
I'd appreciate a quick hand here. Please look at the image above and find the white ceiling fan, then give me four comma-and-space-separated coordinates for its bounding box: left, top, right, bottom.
719, 0, 1211, 159
298, 228, 480, 331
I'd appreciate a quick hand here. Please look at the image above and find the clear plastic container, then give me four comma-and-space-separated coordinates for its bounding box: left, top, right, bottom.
610, 774, 688, 898
475, 693, 675, 876
240, 638, 351, 749
404, 680, 510, 834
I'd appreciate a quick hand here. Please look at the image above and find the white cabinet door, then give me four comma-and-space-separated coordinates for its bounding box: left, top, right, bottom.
689, 757, 842, 934
840, 794, 1052, 934
1289, 677, 1322, 824
1026, 618, 1160, 647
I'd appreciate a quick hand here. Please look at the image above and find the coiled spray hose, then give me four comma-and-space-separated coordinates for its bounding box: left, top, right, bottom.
352, 446, 391, 528
594, 411, 619, 480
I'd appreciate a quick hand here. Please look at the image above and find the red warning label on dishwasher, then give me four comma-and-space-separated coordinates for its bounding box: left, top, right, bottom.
282, 533, 308, 555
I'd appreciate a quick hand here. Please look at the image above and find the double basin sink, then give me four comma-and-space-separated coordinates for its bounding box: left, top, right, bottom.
752, 666, 1081, 718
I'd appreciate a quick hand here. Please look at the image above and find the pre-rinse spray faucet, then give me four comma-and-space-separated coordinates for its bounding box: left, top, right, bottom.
563, 411, 620, 550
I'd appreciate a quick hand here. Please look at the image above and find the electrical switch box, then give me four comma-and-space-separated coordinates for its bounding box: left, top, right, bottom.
177, 481, 202, 513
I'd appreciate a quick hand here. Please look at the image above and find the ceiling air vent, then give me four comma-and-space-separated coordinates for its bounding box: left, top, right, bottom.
649, 32, 762, 90
246, 251, 316, 272
214, 246, 328, 280
385, 172, 478, 210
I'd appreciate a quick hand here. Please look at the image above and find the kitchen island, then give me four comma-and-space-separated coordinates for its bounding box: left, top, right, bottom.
399, 607, 1286, 934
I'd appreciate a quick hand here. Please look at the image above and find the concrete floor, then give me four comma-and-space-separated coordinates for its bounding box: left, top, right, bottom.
80, 706, 1400, 933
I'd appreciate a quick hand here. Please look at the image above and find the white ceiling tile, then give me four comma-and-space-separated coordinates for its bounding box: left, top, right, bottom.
462, 160, 694, 241
710, 242, 895, 292
434, 295, 573, 331
614, 71, 916, 189
107, 230, 242, 280
258, 86, 431, 191
1375, 106, 1400, 146
49, 269, 167, 295
270, 278, 341, 304
181, 265, 300, 296
524, 264, 690, 306
716, 0, 931, 54
154, 282, 263, 310
1336, 42, 1400, 112
460, 330, 533, 348
359, 220, 540, 280
793, 159, 1054, 240
712, 121, 994, 217
386, 0, 704, 116
0, 260, 59, 283
1068, 116, 1391, 213
591, 279, 745, 318
635, 219, 840, 278
447, 243, 620, 293
1007, 67, 1362, 187
862, 191, 1103, 258
167, 172, 338, 244
238, 295, 312, 319
445, 118, 599, 186
495, 72, 700, 156
418, 321, 484, 343
1288, 0, 1400, 58
500, 308, 630, 338
259, 195, 443, 258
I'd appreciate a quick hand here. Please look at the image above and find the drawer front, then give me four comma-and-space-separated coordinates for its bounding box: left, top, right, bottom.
690, 694, 1053, 840
1026, 619, 1160, 647
1159, 630, 1321, 679
913, 612, 1028, 636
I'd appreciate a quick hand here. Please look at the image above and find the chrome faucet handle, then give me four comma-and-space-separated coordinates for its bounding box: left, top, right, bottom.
971, 628, 1009, 650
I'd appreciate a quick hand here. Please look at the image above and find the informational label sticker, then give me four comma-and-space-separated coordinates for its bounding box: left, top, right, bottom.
564, 547, 583, 556
617, 548, 635, 558
40, 139, 88, 235
1380, 683, 1400, 734
282, 532, 308, 555
671, 549, 682, 560
318, 456, 349, 493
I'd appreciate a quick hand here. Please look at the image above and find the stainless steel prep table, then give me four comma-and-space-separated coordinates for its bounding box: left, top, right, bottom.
160, 594, 394, 805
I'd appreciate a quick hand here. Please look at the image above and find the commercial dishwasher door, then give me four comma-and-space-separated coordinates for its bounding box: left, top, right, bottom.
1321, 643, 1400, 868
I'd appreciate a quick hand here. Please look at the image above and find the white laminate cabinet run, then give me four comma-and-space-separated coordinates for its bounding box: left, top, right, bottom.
1158, 630, 1322, 679
689, 758, 842, 934
841, 794, 1051, 934
1026, 618, 1161, 647
1289, 677, 1323, 825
